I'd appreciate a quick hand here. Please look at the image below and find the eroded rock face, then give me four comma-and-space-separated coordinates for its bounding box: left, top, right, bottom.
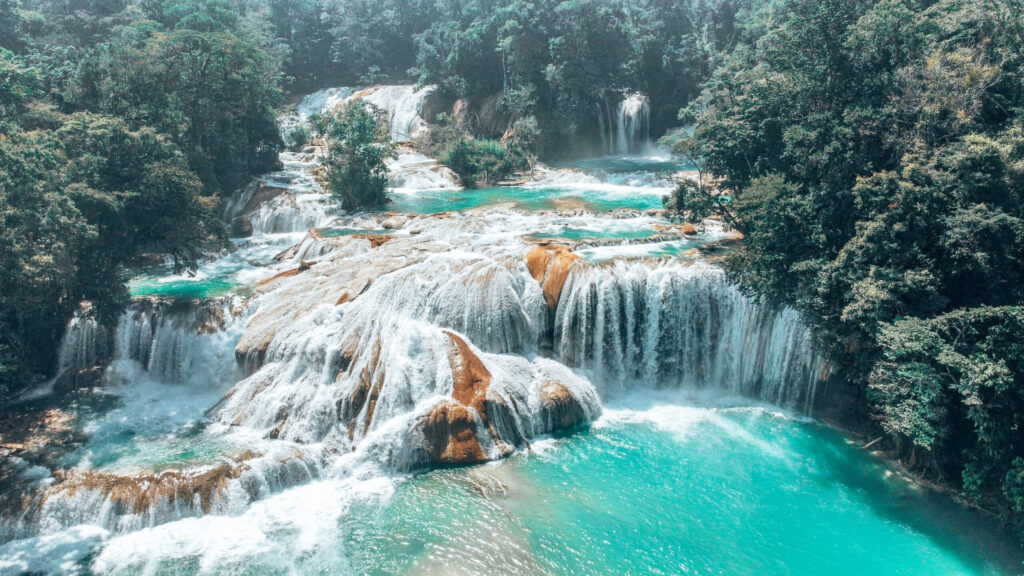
49, 454, 258, 516
421, 401, 487, 465
539, 381, 588, 430
525, 241, 580, 310
231, 216, 253, 238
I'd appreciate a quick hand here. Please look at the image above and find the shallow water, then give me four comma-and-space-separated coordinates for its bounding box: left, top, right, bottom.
388, 184, 667, 214
128, 234, 302, 300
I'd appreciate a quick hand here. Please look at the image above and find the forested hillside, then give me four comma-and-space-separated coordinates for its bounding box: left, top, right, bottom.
1, 0, 283, 398
664, 0, 1024, 540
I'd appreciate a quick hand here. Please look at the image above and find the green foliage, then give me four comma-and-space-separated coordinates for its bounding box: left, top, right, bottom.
674, 0, 1024, 540
871, 308, 1024, 537
0, 129, 92, 397
0, 0, 27, 52
0, 0, 270, 401
283, 123, 310, 149
430, 112, 535, 187
314, 99, 397, 210
74, 25, 284, 194
442, 138, 516, 187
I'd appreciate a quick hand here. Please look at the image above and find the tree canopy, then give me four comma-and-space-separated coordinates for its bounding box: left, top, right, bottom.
664, 0, 1024, 541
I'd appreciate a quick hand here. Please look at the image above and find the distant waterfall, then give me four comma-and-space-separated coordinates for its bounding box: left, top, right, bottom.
599, 93, 650, 155
280, 84, 434, 142
362, 85, 434, 142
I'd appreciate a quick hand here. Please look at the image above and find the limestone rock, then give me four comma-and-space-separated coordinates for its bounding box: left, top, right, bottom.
420, 401, 487, 465
539, 381, 587, 430
525, 242, 580, 310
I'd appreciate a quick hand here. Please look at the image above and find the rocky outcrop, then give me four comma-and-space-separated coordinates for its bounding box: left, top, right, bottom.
352, 233, 393, 248
49, 453, 259, 516
243, 184, 289, 215
445, 332, 491, 417
215, 216, 604, 471
525, 241, 580, 310
421, 401, 487, 465
539, 381, 588, 430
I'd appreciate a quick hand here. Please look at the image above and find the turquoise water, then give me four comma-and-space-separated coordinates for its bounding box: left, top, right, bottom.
526, 225, 660, 242
129, 276, 238, 299
389, 186, 665, 214
82, 400, 1022, 575
335, 402, 1021, 576
553, 153, 693, 174
128, 235, 300, 299
576, 237, 716, 261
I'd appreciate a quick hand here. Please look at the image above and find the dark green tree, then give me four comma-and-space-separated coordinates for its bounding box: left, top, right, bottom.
314, 99, 397, 210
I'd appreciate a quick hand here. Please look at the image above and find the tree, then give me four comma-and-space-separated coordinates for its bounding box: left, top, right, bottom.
314, 99, 397, 210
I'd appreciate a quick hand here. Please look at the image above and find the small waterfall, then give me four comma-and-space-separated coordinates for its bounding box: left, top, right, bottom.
222, 85, 441, 235
54, 314, 109, 379
112, 298, 243, 385
600, 93, 650, 155
387, 151, 460, 192
29, 447, 324, 538
47, 310, 111, 393
362, 85, 434, 142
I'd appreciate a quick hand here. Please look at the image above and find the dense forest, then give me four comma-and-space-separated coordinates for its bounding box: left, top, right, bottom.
663, 0, 1024, 542
1, 0, 1022, 546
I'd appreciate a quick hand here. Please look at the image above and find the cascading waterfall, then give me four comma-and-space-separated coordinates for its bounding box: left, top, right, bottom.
111, 298, 243, 385
553, 261, 823, 410
616, 93, 649, 154
10, 296, 331, 538
52, 313, 109, 384
362, 85, 434, 142
219, 222, 825, 470
223, 85, 449, 236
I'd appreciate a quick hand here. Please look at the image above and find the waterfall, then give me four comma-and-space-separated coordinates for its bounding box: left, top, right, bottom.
218, 220, 825, 471
553, 261, 823, 410
601, 93, 650, 155
46, 310, 111, 393
28, 446, 325, 538
110, 298, 244, 385
362, 85, 434, 142
278, 84, 434, 142
387, 151, 460, 193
